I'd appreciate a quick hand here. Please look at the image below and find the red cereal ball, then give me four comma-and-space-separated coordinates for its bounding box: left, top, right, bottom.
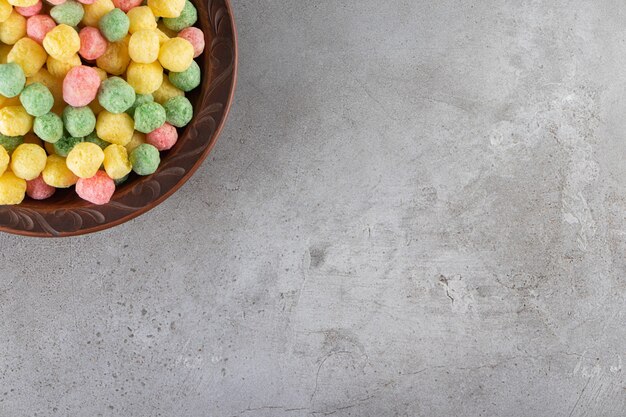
79, 27, 108, 60
26, 15, 56, 44
76, 170, 115, 205
178, 27, 205, 58
26, 175, 56, 200
146, 122, 178, 151
16, 1, 43, 17
112, 0, 142, 12
63, 65, 102, 107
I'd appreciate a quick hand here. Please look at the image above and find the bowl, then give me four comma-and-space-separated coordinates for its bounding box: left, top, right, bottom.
0, 0, 238, 238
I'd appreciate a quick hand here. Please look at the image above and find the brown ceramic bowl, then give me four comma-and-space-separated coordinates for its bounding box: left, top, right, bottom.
0, 0, 237, 238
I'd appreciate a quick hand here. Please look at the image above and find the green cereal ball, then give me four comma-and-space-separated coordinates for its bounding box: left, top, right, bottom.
163, 96, 192, 128
98, 76, 136, 114
50, 0, 85, 27
129, 144, 160, 175
162, 0, 197, 31
133, 102, 166, 134
99, 8, 130, 42
20, 83, 54, 117
53, 134, 83, 157
126, 94, 153, 118
0, 63, 25, 98
168, 60, 200, 92
0, 134, 24, 154
84, 131, 109, 150
63, 106, 96, 138
33, 112, 63, 143
114, 174, 129, 186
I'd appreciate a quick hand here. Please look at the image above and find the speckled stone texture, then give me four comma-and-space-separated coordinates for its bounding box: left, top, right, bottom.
2, 1, 626, 416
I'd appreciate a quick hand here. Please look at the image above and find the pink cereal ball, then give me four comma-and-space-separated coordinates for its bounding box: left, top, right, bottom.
26, 175, 56, 200
146, 122, 178, 151
178, 27, 205, 58
76, 171, 115, 205
79, 27, 108, 60
63, 65, 102, 107
26, 15, 56, 44
112, 0, 142, 12
46, 0, 66, 5
16, 1, 43, 17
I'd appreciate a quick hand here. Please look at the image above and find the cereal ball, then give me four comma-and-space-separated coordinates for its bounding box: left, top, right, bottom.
169, 60, 200, 92
0, 134, 24, 154
84, 131, 108, 149
0, 144, 8, 175
27, 69, 64, 111
147, 0, 184, 18
162, 0, 196, 32
133, 101, 165, 133
76, 170, 114, 204
111, 0, 140, 12
127, 5, 156, 34
45, 0, 66, 4
158, 37, 193, 72
95, 110, 133, 145
0, 11, 27, 45
76, 0, 97, 5
103, 143, 131, 179
7, 37, 47, 76
78, 26, 107, 60
50, 0, 84, 27
66, 141, 104, 178
146, 121, 177, 150
7, 0, 38, 6
26, 174, 55, 199
43, 24, 80, 62
26, 14, 56, 44
42, 154, 78, 187
129, 143, 159, 175
82, 0, 114, 26
0, 63, 26, 97
152, 76, 183, 104
63, 65, 101, 107
126, 93, 153, 117
33, 112, 63, 143
99, 7, 128, 42
0, 0, 12, 23
128, 29, 159, 63
52, 134, 83, 157
178, 27, 204, 58
46, 53, 81, 78
0, 105, 32, 136
0, 170, 27, 204
10, 143, 47, 180
19, 82, 54, 116
97, 76, 135, 114
95, 37, 129, 75
126, 60, 162, 94
62, 105, 96, 137
163, 95, 192, 127
15, 1, 42, 17
124, 130, 144, 153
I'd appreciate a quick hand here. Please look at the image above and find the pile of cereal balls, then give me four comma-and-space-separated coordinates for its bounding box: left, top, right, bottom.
0, 0, 205, 205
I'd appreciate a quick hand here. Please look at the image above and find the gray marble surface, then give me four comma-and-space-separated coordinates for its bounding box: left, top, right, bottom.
2, 1, 626, 416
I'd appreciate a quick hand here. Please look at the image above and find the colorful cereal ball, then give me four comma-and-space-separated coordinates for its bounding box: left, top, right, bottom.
0, 144, 8, 175
26, 174, 55, 200
46, 53, 81, 78
152, 76, 183, 104
103, 143, 131, 179
147, 0, 185, 18
82, 0, 114, 27
126, 93, 153, 117
99, 7, 129, 42
178, 27, 204, 58
0, 10, 27, 45
98, 76, 135, 113
0, 0, 12, 22
78, 26, 107, 60
50, 0, 85, 27
128, 29, 159, 63
15, 1, 42, 17
163, 96, 192, 128
158, 37, 194, 72
169, 60, 201, 92
133, 101, 165, 134
162, 0, 197, 32
126, 61, 162, 95
43, 24, 80, 62
95, 110, 133, 145
63, 65, 101, 107
76, 170, 115, 204
10, 143, 46, 180
0, 63, 26, 97
26, 14, 56, 44
84, 131, 109, 149
0, 105, 32, 136
127, 5, 156, 34
146, 122, 177, 151
53, 134, 83, 157
63, 105, 96, 137
129, 143, 160, 175
66, 141, 104, 178
0, 170, 27, 204
8, 37, 47, 76
95, 37, 129, 75
20, 82, 53, 116
33, 112, 63, 143
124, 130, 144, 153
0, 134, 24, 154
42, 154, 78, 188
112, 0, 141, 12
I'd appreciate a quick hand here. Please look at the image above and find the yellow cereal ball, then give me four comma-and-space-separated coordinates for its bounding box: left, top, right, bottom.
7, 38, 47, 77
0, 10, 26, 45
126, 61, 163, 94
7, 0, 37, 6
152, 77, 183, 104
93, 67, 107, 81
156, 21, 177, 38
96, 38, 130, 76
0, 145, 8, 176
103, 144, 131, 179
0, 0, 11, 24
23, 132, 43, 147
82, 0, 114, 27
0, 106, 32, 136
96, 111, 134, 146
125, 131, 144, 153
128, 6, 157, 34
155, 28, 169, 44
46, 54, 81, 78
88, 99, 105, 116
0, 43, 11, 64
66, 142, 105, 179
0, 94, 20, 109
10, 143, 46, 180
158, 37, 194, 72
148, 0, 185, 18
42, 154, 78, 188
128, 30, 159, 64
43, 24, 79, 63
0, 170, 26, 205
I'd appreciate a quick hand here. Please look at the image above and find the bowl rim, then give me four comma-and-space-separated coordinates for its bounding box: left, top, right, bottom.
0, 0, 239, 238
